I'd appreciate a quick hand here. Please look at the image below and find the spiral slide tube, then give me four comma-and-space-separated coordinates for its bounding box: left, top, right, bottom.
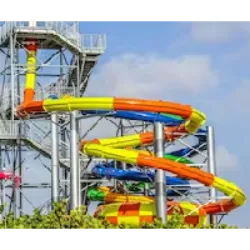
85, 109, 205, 197
16, 41, 246, 228
89, 138, 205, 198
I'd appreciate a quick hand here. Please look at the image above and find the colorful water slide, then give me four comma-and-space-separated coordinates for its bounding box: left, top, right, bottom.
17, 39, 247, 227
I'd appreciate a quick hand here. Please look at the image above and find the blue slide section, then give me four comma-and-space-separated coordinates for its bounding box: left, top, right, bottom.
92, 165, 190, 196
81, 110, 206, 133
81, 110, 183, 126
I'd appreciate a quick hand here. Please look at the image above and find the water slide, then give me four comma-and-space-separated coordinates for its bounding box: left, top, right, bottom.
16, 39, 246, 227
89, 136, 206, 196
89, 141, 204, 197
86, 111, 205, 197
50, 102, 200, 196
75, 104, 206, 196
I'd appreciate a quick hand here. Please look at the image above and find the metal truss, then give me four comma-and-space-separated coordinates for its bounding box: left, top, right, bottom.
0, 21, 106, 218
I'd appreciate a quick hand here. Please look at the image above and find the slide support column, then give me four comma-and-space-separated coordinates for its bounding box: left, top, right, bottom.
143, 121, 149, 196
51, 113, 60, 206
120, 119, 127, 170
70, 110, 80, 210
154, 122, 167, 223
207, 125, 217, 225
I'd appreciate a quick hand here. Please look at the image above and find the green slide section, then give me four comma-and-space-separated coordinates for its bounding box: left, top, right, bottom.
164, 154, 193, 164
88, 188, 105, 201
160, 113, 184, 121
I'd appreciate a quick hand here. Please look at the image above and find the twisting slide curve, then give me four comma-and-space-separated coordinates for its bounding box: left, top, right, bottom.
82, 110, 205, 198
16, 39, 246, 227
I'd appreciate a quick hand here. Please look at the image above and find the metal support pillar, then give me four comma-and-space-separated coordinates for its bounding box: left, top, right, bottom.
154, 122, 166, 223
143, 121, 149, 196
61, 126, 68, 197
17, 137, 22, 216
11, 147, 17, 217
51, 113, 60, 205
10, 32, 15, 122
78, 159, 81, 207
59, 49, 68, 198
9, 33, 17, 216
120, 119, 127, 170
207, 126, 217, 225
70, 110, 80, 210
17, 44, 23, 216
76, 54, 82, 207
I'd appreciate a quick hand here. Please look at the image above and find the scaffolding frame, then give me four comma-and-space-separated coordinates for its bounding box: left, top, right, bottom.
0, 21, 105, 217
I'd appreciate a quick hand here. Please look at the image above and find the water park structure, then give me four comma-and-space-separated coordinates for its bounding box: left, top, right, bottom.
0, 21, 246, 227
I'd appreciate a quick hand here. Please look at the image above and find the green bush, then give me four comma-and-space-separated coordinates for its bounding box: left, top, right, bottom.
0, 200, 238, 229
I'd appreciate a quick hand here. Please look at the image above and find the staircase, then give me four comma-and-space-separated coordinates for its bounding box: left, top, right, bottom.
0, 21, 105, 180
67, 49, 101, 95
0, 22, 106, 53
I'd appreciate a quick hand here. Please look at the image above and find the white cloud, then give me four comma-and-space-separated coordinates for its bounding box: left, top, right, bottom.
87, 53, 218, 99
79, 116, 118, 140
191, 22, 250, 43
216, 145, 238, 171
225, 80, 250, 114
208, 79, 250, 118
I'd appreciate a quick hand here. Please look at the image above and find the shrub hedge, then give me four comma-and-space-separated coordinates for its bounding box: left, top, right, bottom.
0, 200, 238, 229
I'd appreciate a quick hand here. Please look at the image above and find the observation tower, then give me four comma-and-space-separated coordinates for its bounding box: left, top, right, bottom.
0, 21, 106, 216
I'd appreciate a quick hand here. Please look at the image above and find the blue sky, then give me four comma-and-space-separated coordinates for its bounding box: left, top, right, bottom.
0, 21, 249, 227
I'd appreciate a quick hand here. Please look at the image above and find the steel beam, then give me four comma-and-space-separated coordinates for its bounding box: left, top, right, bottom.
154, 122, 166, 223
143, 121, 149, 196
70, 110, 79, 209
51, 113, 60, 205
207, 125, 218, 225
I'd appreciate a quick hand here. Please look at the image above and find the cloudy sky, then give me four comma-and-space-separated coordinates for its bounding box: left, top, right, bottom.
1, 21, 249, 227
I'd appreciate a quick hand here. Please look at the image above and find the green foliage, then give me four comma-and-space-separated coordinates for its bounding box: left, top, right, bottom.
0, 200, 238, 229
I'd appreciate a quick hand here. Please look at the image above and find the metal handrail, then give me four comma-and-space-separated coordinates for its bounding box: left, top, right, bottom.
0, 22, 106, 52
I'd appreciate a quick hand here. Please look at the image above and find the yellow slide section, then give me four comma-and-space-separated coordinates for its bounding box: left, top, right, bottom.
25, 50, 37, 90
